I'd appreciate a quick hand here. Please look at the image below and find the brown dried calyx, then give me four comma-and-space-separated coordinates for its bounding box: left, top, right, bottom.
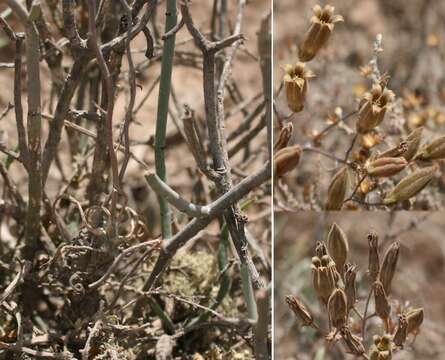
378, 127, 423, 162
356, 83, 395, 134
327, 223, 349, 274
274, 145, 302, 177
405, 308, 424, 334
367, 231, 380, 282
274, 123, 293, 151
283, 62, 314, 113
344, 263, 357, 314
366, 157, 407, 178
298, 5, 343, 62
328, 288, 348, 328
311, 254, 339, 303
378, 241, 400, 295
415, 134, 445, 161
340, 326, 366, 356
393, 314, 408, 347
286, 295, 314, 327
374, 281, 391, 324
325, 166, 349, 211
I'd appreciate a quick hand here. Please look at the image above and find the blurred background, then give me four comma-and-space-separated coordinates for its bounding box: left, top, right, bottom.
274, 211, 445, 359
274, 0, 445, 210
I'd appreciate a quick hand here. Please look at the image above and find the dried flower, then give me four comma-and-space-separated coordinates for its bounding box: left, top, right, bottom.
383, 166, 435, 204
406, 308, 424, 334
283, 62, 314, 113
312, 255, 338, 303
315, 241, 328, 258
340, 326, 365, 356
328, 288, 348, 328
415, 134, 445, 161
369, 335, 393, 360
344, 263, 357, 314
326, 167, 349, 210
393, 314, 408, 347
274, 145, 302, 177
298, 5, 343, 62
368, 232, 380, 282
378, 242, 400, 295
273, 123, 293, 151
327, 223, 349, 273
286, 295, 314, 327
374, 281, 391, 322
356, 84, 395, 133
366, 157, 407, 177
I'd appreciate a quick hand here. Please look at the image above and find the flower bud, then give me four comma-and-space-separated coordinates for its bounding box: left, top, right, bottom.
326, 166, 349, 210
298, 5, 343, 62
378, 242, 400, 295
374, 281, 391, 322
384, 166, 435, 204
273, 123, 293, 151
406, 308, 424, 334
328, 288, 348, 328
415, 134, 445, 161
327, 223, 349, 273
344, 263, 357, 313
393, 314, 408, 347
367, 231, 380, 282
283, 62, 314, 113
286, 295, 314, 327
366, 157, 407, 177
356, 84, 395, 133
274, 145, 302, 177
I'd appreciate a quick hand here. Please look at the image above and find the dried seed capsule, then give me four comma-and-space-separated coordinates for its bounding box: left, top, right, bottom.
328, 288, 348, 328
403, 127, 423, 161
273, 123, 293, 151
406, 308, 424, 334
356, 84, 395, 133
283, 62, 315, 113
286, 295, 314, 327
366, 157, 407, 177
368, 232, 380, 282
393, 314, 408, 347
327, 223, 349, 273
298, 5, 343, 62
340, 326, 366, 356
415, 134, 445, 160
374, 281, 391, 322
378, 142, 408, 159
312, 255, 337, 303
326, 166, 349, 211
274, 145, 302, 177
383, 166, 435, 204
378, 242, 400, 295
344, 263, 357, 313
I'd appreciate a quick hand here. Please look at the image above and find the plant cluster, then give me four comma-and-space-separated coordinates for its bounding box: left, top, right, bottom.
273, 4, 445, 210
286, 223, 424, 359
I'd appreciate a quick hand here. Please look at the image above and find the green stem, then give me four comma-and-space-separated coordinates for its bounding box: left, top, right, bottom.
240, 263, 258, 322
155, 0, 177, 239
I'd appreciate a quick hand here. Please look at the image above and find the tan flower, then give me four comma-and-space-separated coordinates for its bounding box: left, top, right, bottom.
283, 62, 315, 113
298, 5, 344, 62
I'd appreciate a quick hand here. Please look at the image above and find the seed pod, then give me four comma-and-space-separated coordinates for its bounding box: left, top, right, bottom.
406, 308, 424, 334
312, 255, 337, 303
368, 232, 380, 282
383, 166, 435, 204
374, 281, 391, 322
273, 123, 293, 151
283, 62, 314, 113
356, 84, 395, 133
344, 263, 357, 313
393, 314, 408, 347
378, 142, 408, 159
328, 288, 348, 328
366, 157, 407, 177
274, 145, 302, 177
327, 223, 349, 273
286, 295, 314, 327
340, 327, 365, 356
403, 127, 423, 161
415, 134, 445, 160
298, 5, 343, 62
326, 167, 349, 210
378, 242, 400, 295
